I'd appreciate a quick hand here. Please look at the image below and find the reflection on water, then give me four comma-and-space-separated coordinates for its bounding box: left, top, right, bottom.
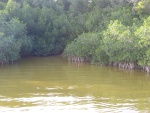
0, 92, 148, 113
0, 56, 150, 112
0, 93, 140, 113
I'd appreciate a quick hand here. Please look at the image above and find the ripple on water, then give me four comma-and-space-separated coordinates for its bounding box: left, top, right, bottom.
0, 94, 141, 113
0, 95, 99, 113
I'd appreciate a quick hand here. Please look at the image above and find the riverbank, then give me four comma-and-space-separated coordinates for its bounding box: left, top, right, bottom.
1, 54, 150, 73
65, 55, 150, 73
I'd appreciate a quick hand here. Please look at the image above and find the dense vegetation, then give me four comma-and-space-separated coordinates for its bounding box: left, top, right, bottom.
1, 0, 150, 72
63, 0, 150, 72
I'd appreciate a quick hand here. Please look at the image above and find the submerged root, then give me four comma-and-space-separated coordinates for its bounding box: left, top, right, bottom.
110, 62, 150, 73
143, 66, 150, 73
0, 60, 9, 64
111, 62, 137, 69
68, 56, 85, 63
67, 57, 150, 73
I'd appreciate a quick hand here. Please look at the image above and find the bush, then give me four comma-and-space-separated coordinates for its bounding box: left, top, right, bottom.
63, 33, 100, 62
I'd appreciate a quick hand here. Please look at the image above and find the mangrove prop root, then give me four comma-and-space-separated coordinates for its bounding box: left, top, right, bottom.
67, 57, 150, 73
68, 56, 85, 63
143, 66, 150, 73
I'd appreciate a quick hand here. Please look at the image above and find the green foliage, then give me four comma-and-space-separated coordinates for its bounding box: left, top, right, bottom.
0, 11, 30, 63
103, 20, 138, 62
135, 16, 150, 66
4, 0, 83, 56
1, 0, 150, 68
85, 8, 103, 32
0, 34, 21, 63
110, 6, 134, 26
93, 33, 109, 64
20, 36, 33, 56
0, 2, 6, 10
63, 33, 100, 61
134, 0, 150, 15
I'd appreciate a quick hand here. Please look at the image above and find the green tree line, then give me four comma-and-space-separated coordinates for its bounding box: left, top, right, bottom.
1, 0, 150, 72
0, 0, 88, 63
63, 0, 150, 72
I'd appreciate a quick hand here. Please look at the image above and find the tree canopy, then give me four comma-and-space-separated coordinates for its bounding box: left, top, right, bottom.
0, 0, 150, 72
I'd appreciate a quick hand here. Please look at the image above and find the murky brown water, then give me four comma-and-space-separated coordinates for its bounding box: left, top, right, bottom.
0, 56, 150, 113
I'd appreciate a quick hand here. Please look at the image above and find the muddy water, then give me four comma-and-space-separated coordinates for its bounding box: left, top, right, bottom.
0, 56, 150, 113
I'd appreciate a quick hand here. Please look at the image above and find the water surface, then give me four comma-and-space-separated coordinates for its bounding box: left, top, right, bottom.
0, 56, 150, 113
